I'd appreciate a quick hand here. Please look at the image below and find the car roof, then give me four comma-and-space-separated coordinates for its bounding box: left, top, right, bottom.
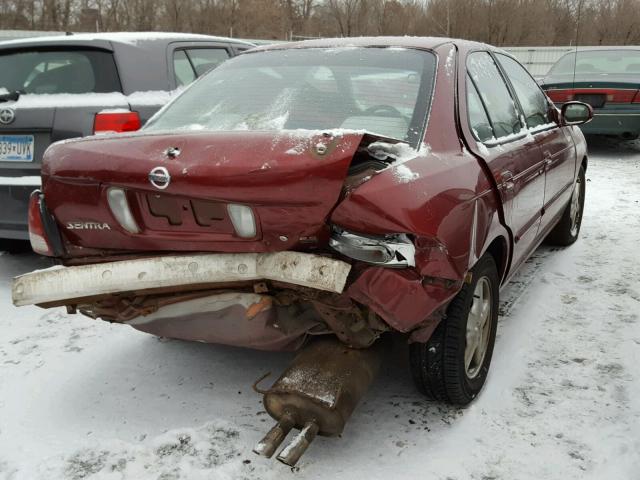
0, 32, 254, 50
251, 36, 490, 53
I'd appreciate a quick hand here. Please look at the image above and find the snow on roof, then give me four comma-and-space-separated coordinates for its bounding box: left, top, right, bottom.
254, 36, 486, 53
4, 90, 175, 109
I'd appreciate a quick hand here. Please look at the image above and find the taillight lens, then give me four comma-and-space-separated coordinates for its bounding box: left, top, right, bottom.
28, 191, 53, 256
329, 228, 416, 267
605, 89, 637, 103
546, 88, 640, 104
94, 111, 141, 134
546, 89, 575, 103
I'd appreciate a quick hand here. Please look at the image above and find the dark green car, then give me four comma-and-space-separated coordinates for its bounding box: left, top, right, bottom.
540, 48, 640, 139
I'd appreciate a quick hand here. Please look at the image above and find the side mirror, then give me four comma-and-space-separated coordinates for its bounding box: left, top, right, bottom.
561, 101, 593, 126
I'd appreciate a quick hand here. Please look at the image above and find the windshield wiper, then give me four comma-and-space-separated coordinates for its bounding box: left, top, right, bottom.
0, 90, 21, 103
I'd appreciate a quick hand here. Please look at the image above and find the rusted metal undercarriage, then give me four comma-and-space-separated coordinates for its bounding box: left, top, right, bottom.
74, 280, 389, 351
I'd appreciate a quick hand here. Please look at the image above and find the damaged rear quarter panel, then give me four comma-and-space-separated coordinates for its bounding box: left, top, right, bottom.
332, 43, 508, 332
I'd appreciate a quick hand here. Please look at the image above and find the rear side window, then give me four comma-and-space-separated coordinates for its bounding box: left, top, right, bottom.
173, 50, 196, 87
173, 48, 230, 87
496, 54, 550, 128
187, 49, 230, 76
0, 49, 121, 94
467, 76, 494, 142
467, 52, 522, 139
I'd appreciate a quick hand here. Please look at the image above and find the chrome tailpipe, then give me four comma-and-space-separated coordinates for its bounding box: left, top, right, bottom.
252, 414, 294, 458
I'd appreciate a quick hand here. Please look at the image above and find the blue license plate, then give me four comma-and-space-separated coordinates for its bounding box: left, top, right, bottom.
0, 135, 35, 162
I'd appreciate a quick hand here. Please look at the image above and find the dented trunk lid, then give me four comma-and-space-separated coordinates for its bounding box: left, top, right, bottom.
42, 130, 368, 255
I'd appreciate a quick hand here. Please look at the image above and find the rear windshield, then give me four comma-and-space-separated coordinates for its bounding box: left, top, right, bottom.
549, 50, 640, 75
0, 48, 121, 94
145, 47, 436, 146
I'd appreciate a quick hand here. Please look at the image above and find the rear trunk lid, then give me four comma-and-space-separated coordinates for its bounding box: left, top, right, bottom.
42, 130, 369, 255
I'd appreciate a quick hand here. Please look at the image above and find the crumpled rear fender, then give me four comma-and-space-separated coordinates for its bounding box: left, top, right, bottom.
331, 147, 487, 279
346, 267, 461, 333
329, 42, 510, 333
334, 171, 506, 332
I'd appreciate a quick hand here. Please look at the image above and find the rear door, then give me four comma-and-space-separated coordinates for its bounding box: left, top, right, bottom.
495, 53, 576, 229
466, 51, 546, 270
0, 46, 123, 238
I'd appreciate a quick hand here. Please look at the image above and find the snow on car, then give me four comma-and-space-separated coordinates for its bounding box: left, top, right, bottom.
10, 37, 594, 465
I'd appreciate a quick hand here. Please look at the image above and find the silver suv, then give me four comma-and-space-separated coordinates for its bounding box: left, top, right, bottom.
0, 32, 253, 240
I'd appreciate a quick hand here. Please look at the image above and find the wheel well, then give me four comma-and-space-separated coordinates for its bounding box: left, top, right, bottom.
485, 236, 508, 283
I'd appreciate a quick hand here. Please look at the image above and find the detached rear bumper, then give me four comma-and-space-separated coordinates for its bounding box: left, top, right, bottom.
12, 252, 351, 307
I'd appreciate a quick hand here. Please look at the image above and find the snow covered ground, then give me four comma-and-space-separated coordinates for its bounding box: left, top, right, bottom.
1, 137, 639, 480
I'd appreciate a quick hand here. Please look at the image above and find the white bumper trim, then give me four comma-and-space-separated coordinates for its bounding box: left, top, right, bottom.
0, 176, 41, 186
12, 252, 352, 307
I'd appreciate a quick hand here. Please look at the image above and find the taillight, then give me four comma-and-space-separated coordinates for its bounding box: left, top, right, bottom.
606, 89, 637, 103
546, 89, 574, 103
28, 191, 54, 256
546, 88, 639, 104
94, 111, 141, 134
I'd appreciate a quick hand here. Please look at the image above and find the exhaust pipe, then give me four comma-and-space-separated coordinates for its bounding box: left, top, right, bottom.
253, 337, 383, 466
276, 420, 319, 466
253, 414, 294, 458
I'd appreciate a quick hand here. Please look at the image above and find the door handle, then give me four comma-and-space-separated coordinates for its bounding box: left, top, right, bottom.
500, 170, 515, 191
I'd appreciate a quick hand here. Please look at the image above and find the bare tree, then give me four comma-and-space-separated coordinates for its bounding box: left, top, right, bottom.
327, 0, 363, 36
2, 0, 640, 46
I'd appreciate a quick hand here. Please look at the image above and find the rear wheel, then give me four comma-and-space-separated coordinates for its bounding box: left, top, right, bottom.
545, 165, 586, 246
410, 254, 499, 405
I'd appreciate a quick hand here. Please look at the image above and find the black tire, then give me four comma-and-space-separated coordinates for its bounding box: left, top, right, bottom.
410, 254, 499, 406
545, 165, 586, 246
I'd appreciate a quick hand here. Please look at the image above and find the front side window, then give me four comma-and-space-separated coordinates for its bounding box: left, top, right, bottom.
147, 47, 437, 146
0, 48, 121, 94
496, 53, 550, 128
467, 52, 522, 139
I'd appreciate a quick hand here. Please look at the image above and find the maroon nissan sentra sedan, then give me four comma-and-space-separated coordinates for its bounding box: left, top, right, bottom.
12, 37, 592, 465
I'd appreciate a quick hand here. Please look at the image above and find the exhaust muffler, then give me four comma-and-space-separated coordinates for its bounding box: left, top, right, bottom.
253, 337, 383, 466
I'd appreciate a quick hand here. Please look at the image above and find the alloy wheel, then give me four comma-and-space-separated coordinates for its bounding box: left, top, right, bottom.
465, 277, 492, 379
